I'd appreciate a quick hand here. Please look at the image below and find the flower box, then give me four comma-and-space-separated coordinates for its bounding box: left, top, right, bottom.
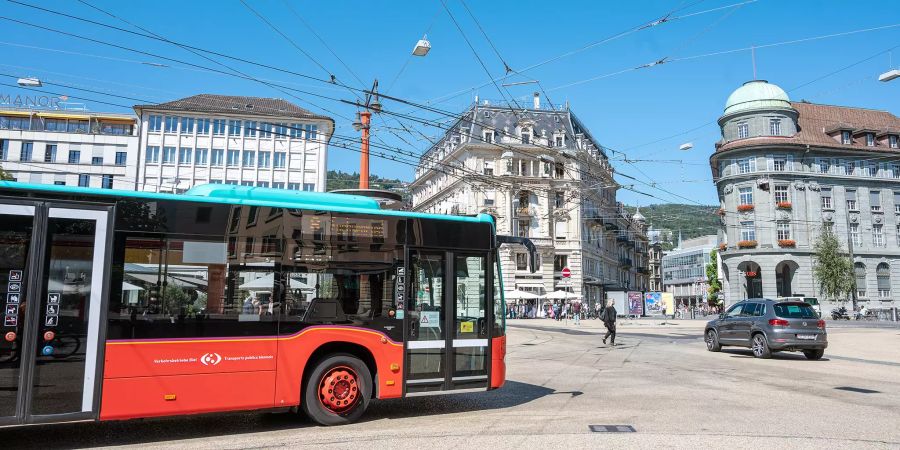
776, 201, 792, 209
737, 204, 755, 212
718, 243, 727, 251
778, 239, 796, 248
737, 240, 758, 249
716, 208, 725, 216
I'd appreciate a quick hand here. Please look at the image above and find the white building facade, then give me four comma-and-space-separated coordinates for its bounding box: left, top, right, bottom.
0, 108, 138, 189
661, 235, 719, 307
410, 96, 649, 313
134, 94, 333, 193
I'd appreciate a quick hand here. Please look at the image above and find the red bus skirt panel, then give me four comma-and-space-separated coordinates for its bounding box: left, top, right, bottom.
490, 335, 506, 389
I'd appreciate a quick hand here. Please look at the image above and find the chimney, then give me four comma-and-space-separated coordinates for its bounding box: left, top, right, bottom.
533, 92, 540, 109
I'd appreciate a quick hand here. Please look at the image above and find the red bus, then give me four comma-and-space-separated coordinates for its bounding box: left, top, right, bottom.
0, 182, 532, 426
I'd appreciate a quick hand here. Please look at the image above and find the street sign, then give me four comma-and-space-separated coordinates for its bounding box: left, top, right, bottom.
561, 267, 571, 278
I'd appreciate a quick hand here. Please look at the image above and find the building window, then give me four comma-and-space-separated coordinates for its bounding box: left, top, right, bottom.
555, 191, 564, 208
553, 255, 569, 272
101, 174, 113, 189
44, 144, 57, 163
305, 124, 318, 140
891, 135, 899, 149
866, 133, 875, 147
855, 262, 866, 298
737, 123, 749, 139
148, 115, 162, 132
482, 130, 494, 144
740, 221, 755, 241
897, 224, 900, 245
197, 118, 210, 135
91, 156, 103, 165
194, 148, 208, 166
210, 149, 224, 166
521, 131, 530, 144
846, 189, 858, 211
259, 123, 272, 138
843, 160, 855, 175
516, 219, 530, 238
244, 121, 257, 137
242, 151, 255, 167
257, 181, 269, 188
516, 253, 528, 271
273, 182, 285, 189
303, 183, 315, 192
162, 146, 176, 164
772, 155, 787, 171
555, 136, 564, 147
841, 131, 851, 144
776, 222, 791, 240
821, 188, 833, 210
870, 190, 882, 212
114, 152, 127, 166
213, 119, 226, 136
258, 151, 270, 168
873, 224, 885, 247
774, 185, 789, 203
273, 152, 286, 168
850, 223, 861, 247
877, 263, 891, 298
19, 142, 33, 161
892, 163, 900, 179
867, 163, 878, 177
289, 123, 302, 138
483, 160, 494, 176
0, 140, 6, 160
894, 191, 900, 213
145, 146, 159, 163
164, 116, 178, 133
178, 148, 192, 165
817, 158, 831, 174
226, 150, 240, 167
240, 181, 254, 187
78, 174, 90, 187
738, 186, 753, 205
737, 157, 756, 174
769, 119, 781, 136
287, 182, 301, 190
180, 117, 195, 134
66, 149, 79, 164
228, 120, 242, 136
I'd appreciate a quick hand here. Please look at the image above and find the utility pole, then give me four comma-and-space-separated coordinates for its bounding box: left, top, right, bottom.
845, 212, 858, 309
352, 79, 381, 190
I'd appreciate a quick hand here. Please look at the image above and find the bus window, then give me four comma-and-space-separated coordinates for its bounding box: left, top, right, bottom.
493, 257, 505, 337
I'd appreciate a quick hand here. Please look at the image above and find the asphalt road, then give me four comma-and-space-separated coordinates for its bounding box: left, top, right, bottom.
4, 319, 900, 449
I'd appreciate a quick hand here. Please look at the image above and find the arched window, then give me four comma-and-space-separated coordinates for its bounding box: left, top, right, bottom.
877, 263, 891, 298
854, 262, 867, 298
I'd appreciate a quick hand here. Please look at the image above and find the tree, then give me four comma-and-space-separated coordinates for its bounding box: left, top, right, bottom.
0, 166, 13, 181
706, 249, 721, 305
813, 228, 854, 302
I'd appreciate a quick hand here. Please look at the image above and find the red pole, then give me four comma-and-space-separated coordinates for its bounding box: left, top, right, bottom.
359, 111, 371, 190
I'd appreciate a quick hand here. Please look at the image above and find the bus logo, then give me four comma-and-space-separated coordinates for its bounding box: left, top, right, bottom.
200, 353, 222, 366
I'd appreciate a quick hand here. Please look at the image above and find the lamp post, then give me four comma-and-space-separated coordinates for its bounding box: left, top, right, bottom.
352, 80, 382, 190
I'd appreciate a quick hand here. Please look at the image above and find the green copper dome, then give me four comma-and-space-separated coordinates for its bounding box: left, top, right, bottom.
723, 80, 791, 115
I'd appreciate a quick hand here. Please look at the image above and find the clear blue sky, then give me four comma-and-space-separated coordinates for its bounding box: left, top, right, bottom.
2, 0, 898, 205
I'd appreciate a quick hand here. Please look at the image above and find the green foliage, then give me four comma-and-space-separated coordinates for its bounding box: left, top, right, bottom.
706, 250, 721, 304
812, 228, 854, 301
326, 170, 407, 192
0, 165, 13, 181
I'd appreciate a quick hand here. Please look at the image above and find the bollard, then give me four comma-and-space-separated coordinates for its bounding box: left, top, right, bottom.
892, 307, 898, 322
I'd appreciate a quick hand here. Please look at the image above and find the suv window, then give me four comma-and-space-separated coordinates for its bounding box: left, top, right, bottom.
773, 303, 817, 319
724, 304, 744, 318
742, 303, 761, 317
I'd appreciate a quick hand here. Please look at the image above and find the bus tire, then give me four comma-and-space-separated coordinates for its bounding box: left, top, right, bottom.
302, 353, 372, 426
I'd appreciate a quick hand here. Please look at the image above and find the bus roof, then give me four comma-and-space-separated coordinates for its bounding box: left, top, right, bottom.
0, 181, 495, 224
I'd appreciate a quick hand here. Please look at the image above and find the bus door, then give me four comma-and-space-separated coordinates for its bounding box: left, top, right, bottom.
0, 200, 111, 426
404, 250, 490, 394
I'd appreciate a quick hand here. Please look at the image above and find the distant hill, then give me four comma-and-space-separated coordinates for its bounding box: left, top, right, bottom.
326, 170, 410, 201
626, 204, 720, 249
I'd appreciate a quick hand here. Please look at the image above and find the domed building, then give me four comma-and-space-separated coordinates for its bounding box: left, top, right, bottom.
710, 80, 900, 308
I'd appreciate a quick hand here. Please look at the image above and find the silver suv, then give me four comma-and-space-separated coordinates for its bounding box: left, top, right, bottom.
705, 299, 827, 360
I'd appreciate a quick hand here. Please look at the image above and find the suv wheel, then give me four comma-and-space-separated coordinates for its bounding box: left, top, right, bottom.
705, 330, 721, 352
803, 349, 824, 360
751, 334, 772, 359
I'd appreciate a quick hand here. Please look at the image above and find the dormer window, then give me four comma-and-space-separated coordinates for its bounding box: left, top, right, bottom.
521, 131, 531, 144
769, 119, 781, 136
891, 135, 899, 149
483, 130, 494, 143
842, 131, 851, 144
866, 133, 875, 147
738, 123, 749, 139
555, 136, 564, 147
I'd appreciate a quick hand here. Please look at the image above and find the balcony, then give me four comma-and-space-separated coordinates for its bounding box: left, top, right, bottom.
516, 205, 535, 216
619, 258, 633, 268
636, 266, 650, 274
616, 235, 629, 245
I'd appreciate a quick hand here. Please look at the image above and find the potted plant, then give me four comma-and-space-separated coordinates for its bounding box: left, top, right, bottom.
737, 240, 758, 249
718, 243, 727, 251
778, 239, 796, 248
737, 204, 755, 212
776, 201, 792, 209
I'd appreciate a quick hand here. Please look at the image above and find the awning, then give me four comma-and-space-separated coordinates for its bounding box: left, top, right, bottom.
505, 289, 542, 300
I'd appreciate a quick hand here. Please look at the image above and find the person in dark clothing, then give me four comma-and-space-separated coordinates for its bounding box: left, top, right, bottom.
601, 299, 617, 346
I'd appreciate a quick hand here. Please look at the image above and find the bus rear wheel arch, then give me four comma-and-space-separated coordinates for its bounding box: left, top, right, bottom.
302, 353, 373, 426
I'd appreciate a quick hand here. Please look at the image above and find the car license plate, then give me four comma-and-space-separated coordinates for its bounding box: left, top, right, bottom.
797, 334, 817, 340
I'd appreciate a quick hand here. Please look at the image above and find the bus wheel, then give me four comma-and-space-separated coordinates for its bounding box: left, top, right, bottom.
303, 354, 372, 426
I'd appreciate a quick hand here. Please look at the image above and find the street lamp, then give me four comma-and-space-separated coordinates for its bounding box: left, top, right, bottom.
878, 52, 898, 82
17, 77, 41, 87
679, 142, 693, 151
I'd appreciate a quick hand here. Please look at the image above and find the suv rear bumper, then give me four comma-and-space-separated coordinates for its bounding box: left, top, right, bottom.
767, 335, 828, 351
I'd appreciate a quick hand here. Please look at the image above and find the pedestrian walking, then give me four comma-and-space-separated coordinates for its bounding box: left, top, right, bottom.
573, 301, 581, 325
553, 302, 561, 321
601, 299, 617, 346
